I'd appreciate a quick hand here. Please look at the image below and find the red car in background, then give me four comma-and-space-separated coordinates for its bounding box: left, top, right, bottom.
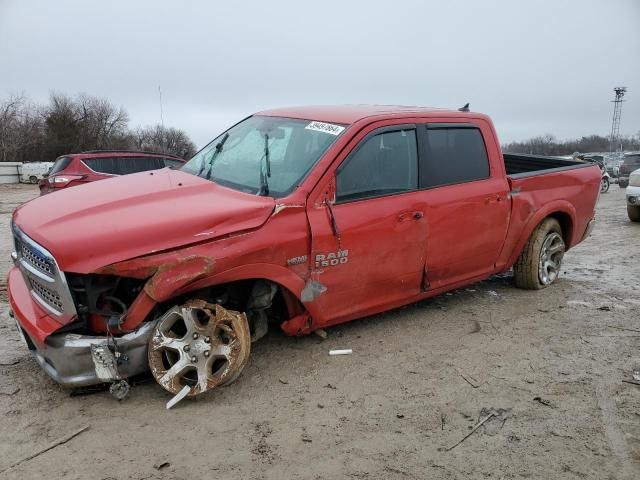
39, 150, 185, 195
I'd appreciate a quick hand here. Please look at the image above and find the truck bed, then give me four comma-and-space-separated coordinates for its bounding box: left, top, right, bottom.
504, 153, 590, 178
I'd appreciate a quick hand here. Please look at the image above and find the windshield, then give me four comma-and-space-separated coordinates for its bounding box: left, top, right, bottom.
182, 116, 345, 197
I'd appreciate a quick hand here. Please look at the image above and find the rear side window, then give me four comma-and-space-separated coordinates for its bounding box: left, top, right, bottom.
625, 155, 640, 166
420, 127, 490, 188
83, 156, 166, 175
83, 157, 120, 175
49, 157, 71, 175
336, 128, 418, 202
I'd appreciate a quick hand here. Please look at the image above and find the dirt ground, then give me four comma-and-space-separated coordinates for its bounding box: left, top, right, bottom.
0, 183, 638, 480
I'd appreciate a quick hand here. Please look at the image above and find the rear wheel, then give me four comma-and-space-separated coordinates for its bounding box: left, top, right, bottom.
513, 218, 565, 290
628, 205, 640, 223
600, 177, 609, 193
29, 176, 38, 184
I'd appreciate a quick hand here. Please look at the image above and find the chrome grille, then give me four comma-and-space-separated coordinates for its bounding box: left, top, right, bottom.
29, 277, 64, 313
19, 241, 55, 275
11, 222, 76, 317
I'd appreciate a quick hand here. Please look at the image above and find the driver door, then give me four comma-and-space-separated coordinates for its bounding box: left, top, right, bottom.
307, 124, 427, 326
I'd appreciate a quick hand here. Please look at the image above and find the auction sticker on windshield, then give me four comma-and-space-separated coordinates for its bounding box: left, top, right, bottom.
305, 121, 345, 136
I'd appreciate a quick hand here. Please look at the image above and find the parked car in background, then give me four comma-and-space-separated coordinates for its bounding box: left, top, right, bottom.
19, 162, 53, 184
39, 150, 185, 195
617, 152, 640, 188
626, 168, 640, 222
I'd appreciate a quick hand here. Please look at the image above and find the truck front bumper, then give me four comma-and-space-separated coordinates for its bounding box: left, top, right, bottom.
8, 266, 154, 387
626, 185, 640, 206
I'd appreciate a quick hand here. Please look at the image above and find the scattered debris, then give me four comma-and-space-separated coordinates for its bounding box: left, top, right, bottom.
440, 412, 496, 452
440, 413, 446, 431
109, 380, 130, 401
278, 378, 289, 385
0, 425, 90, 474
396, 413, 405, 419
607, 325, 640, 334
0, 386, 20, 396
533, 396, 554, 407
597, 305, 612, 311
313, 328, 328, 340
153, 461, 171, 471
0, 359, 20, 366
567, 300, 591, 308
329, 349, 352, 356
166, 385, 191, 410
622, 379, 640, 387
317, 403, 324, 409
537, 308, 551, 313
487, 291, 499, 297
460, 373, 480, 388
633, 370, 640, 382
324, 383, 336, 389
479, 408, 512, 435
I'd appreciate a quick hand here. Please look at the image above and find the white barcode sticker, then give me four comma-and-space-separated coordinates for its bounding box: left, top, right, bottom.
305, 121, 345, 136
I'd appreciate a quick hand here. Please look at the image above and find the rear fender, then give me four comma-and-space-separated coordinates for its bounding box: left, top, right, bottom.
498, 199, 576, 271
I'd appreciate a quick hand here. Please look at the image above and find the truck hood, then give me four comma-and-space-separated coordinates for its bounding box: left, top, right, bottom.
13, 169, 275, 273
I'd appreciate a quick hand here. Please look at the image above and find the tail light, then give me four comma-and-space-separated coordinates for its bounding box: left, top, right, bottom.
49, 175, 86, 185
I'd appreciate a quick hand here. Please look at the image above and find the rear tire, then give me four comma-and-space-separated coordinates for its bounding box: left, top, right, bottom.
513, 218, 565, 290
628, 205, 640, 223
29, 176, 38, 184
600, 177, 609, 193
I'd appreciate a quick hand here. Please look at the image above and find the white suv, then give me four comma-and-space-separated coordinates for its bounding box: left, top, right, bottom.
627, 168, 640, 222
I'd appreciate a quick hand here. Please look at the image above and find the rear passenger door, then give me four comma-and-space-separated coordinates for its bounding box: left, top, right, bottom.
417, 123, 510, 288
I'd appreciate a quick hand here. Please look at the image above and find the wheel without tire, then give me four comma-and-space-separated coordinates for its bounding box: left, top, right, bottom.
513, 218, 565, 290
628, 205, 640, 222
148, 300, 251, 396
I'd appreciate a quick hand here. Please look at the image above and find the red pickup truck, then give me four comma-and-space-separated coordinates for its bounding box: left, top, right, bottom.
9, 105, 600, 398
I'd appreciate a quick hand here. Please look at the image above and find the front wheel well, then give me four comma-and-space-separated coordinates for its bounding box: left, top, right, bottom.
155, 279, 306, 338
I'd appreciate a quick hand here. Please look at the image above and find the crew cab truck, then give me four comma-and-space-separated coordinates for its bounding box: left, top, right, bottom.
8, 105, 601, 398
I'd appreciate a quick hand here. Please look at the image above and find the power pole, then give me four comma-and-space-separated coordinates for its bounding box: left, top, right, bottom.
609, 87, 626, 153
158, 85, 164, 128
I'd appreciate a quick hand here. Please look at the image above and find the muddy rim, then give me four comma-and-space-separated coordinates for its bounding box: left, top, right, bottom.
538, 232, 564, 285
148, 300, 251, 396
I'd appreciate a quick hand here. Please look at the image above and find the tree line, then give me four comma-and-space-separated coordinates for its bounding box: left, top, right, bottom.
502, 133, 640, 156
0, 93, 197, 162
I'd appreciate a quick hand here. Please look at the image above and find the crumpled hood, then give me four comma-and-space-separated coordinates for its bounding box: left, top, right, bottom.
13, 169, 275, 273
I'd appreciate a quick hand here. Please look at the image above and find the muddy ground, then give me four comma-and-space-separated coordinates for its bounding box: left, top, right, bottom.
0, 184, 638, 480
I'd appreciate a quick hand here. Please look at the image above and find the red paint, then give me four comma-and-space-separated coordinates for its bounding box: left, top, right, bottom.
39, 151, 185, 195
9, 106, 601, 346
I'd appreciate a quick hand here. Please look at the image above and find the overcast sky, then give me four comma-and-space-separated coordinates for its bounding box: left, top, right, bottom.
1, 0, 639, 148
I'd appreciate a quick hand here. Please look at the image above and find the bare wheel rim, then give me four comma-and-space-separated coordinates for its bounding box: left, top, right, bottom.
538, 232, 564, 285
148, 300, 251, 396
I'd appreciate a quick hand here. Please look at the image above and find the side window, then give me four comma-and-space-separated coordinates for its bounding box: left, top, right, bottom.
336, 129, 418, 202
83, 157, 119, 175
117, 157, 163, 174
420, 127, 490, 188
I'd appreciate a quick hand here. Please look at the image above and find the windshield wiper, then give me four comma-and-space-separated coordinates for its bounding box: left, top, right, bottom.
258, 133, 271, 196
199, 132, 229, 180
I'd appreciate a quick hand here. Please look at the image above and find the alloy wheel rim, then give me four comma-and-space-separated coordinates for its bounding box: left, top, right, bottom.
538, 232, 564, 285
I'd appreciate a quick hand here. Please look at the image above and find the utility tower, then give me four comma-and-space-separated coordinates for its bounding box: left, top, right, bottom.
609, 87, 626, 153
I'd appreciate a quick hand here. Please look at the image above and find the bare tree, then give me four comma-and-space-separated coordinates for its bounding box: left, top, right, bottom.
132, 124, 196, 158
0, 92, 196, 162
